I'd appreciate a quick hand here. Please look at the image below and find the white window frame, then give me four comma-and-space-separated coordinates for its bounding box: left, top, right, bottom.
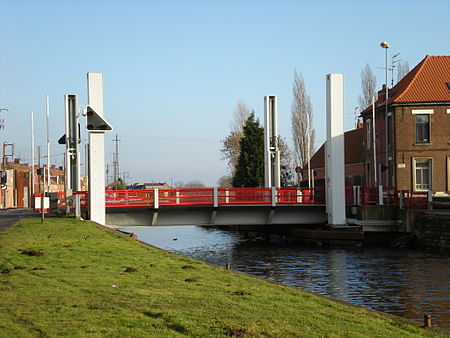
411, 109, 434, 115
412, 157, 432, 192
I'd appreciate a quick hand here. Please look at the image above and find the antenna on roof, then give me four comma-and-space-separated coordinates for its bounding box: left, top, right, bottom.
391, 53, 401, 86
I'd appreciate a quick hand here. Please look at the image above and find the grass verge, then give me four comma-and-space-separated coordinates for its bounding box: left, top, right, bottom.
0, 218, 443, 337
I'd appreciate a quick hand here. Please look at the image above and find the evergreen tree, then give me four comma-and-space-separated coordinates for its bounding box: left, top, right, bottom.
232, 113, 264, 187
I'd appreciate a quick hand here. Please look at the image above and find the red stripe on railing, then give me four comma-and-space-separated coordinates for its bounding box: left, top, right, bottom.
405, 191, 428, 210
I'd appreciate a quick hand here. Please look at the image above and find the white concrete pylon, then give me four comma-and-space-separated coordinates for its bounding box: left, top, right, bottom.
325, 74, 346, 227
87, 72, 112, 225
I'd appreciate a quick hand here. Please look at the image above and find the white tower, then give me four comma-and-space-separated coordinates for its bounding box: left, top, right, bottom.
264, 96, 280, 187
325, 74, 346, 227
87, 72, 112, 225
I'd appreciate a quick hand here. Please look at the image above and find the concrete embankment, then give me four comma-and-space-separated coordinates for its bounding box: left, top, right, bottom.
412, 211, 450, 251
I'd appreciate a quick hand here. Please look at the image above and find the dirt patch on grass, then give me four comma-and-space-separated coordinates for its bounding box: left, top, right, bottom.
123, 267, 137, 273
14, 266, 26, 270
182, 265, 196, 270
224, 327, 254, 336
20, 249, 44, 256
185, 278, 197, 283
80, 265, 88, 269
63, 245, 72, 248
32, 267, 45, 270
1, 269, 10, 274
234, 291, 252, 296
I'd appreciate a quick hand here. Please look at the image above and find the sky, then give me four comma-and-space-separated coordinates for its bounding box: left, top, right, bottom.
1, 0, 449, 187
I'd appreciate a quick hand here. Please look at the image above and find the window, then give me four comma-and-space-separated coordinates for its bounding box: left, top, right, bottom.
366, 119, 371, 150
412, 109, 433, 143
415, 114, 430, 143
413, 158, 432, 191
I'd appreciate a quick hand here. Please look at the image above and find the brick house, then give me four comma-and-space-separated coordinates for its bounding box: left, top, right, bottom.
301, 124, 365, 187
1, 159, 66, 208
361, 55, 450, 195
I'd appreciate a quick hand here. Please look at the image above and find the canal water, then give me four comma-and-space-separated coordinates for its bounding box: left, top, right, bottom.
121, 225, 450, 329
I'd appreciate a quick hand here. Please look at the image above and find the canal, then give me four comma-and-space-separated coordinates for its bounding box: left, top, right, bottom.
121, 225, 449, 329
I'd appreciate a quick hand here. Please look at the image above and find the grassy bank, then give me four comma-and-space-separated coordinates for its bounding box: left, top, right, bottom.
0, 218, 441, 337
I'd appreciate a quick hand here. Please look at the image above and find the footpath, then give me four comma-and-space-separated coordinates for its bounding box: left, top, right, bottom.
0, 208, 39, 231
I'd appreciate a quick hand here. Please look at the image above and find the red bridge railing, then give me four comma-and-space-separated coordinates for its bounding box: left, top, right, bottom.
72, 186, 427, 210
103, 187, 327, 208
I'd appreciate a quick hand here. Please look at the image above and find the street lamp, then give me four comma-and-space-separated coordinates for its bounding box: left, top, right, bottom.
380, 41, 389, 186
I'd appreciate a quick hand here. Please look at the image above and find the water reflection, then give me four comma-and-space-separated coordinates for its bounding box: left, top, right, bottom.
122, 225, 450, 329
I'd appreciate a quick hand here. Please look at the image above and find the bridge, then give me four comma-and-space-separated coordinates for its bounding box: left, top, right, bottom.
63, 72, 430, 232
71, 186, 428, 227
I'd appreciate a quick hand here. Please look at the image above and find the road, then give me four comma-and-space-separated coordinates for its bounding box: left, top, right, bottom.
0, 208, 39, 232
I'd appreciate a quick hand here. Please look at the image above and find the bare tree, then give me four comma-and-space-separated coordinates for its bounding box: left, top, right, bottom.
279, 137, 294, 186
183, 180, 206, 188
358, 63, 377, 111
221, 99, 252, 174
397, 60, 410, 83
217, 175, 233, 187
291, 70, 315, 168
175, 180, 206, 188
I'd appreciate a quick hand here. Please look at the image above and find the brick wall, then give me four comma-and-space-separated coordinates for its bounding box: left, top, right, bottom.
395, 105, 450, 193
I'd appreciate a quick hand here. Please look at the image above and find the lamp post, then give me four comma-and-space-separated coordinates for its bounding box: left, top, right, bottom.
380, 41, 389, 186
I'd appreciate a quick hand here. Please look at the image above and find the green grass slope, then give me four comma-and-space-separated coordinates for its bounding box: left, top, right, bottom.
0, 218, 442, 337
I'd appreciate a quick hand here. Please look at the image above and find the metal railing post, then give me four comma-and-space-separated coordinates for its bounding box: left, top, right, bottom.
379, 185, 384, 205
176, 190, 180, 205
225, 189, 229, 204
213, 187, 218, 207
399, 190, 404, 209
427, 190, 432, 211
271, 187, 276, 207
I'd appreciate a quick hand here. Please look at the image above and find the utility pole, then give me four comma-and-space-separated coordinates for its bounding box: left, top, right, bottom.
46, 94, 50, 194
380, 41, 390, 186
0, 108, 7, 209
113, 134, 120, 184
31, 111, 35, 202
38, 146, 41, 193
3, 143, 14, 167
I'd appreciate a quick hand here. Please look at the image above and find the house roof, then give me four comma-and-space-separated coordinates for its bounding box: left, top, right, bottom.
5, 162, 30, 172
304, 127, 365, 170
362, 55, 450, 113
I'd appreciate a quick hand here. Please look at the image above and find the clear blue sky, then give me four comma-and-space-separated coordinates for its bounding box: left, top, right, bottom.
1, 0, 449, 186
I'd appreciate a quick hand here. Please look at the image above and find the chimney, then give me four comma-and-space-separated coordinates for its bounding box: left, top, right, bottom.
51, 164, 56, 169
14, 158, 20, 164
377, 84, 386, 103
